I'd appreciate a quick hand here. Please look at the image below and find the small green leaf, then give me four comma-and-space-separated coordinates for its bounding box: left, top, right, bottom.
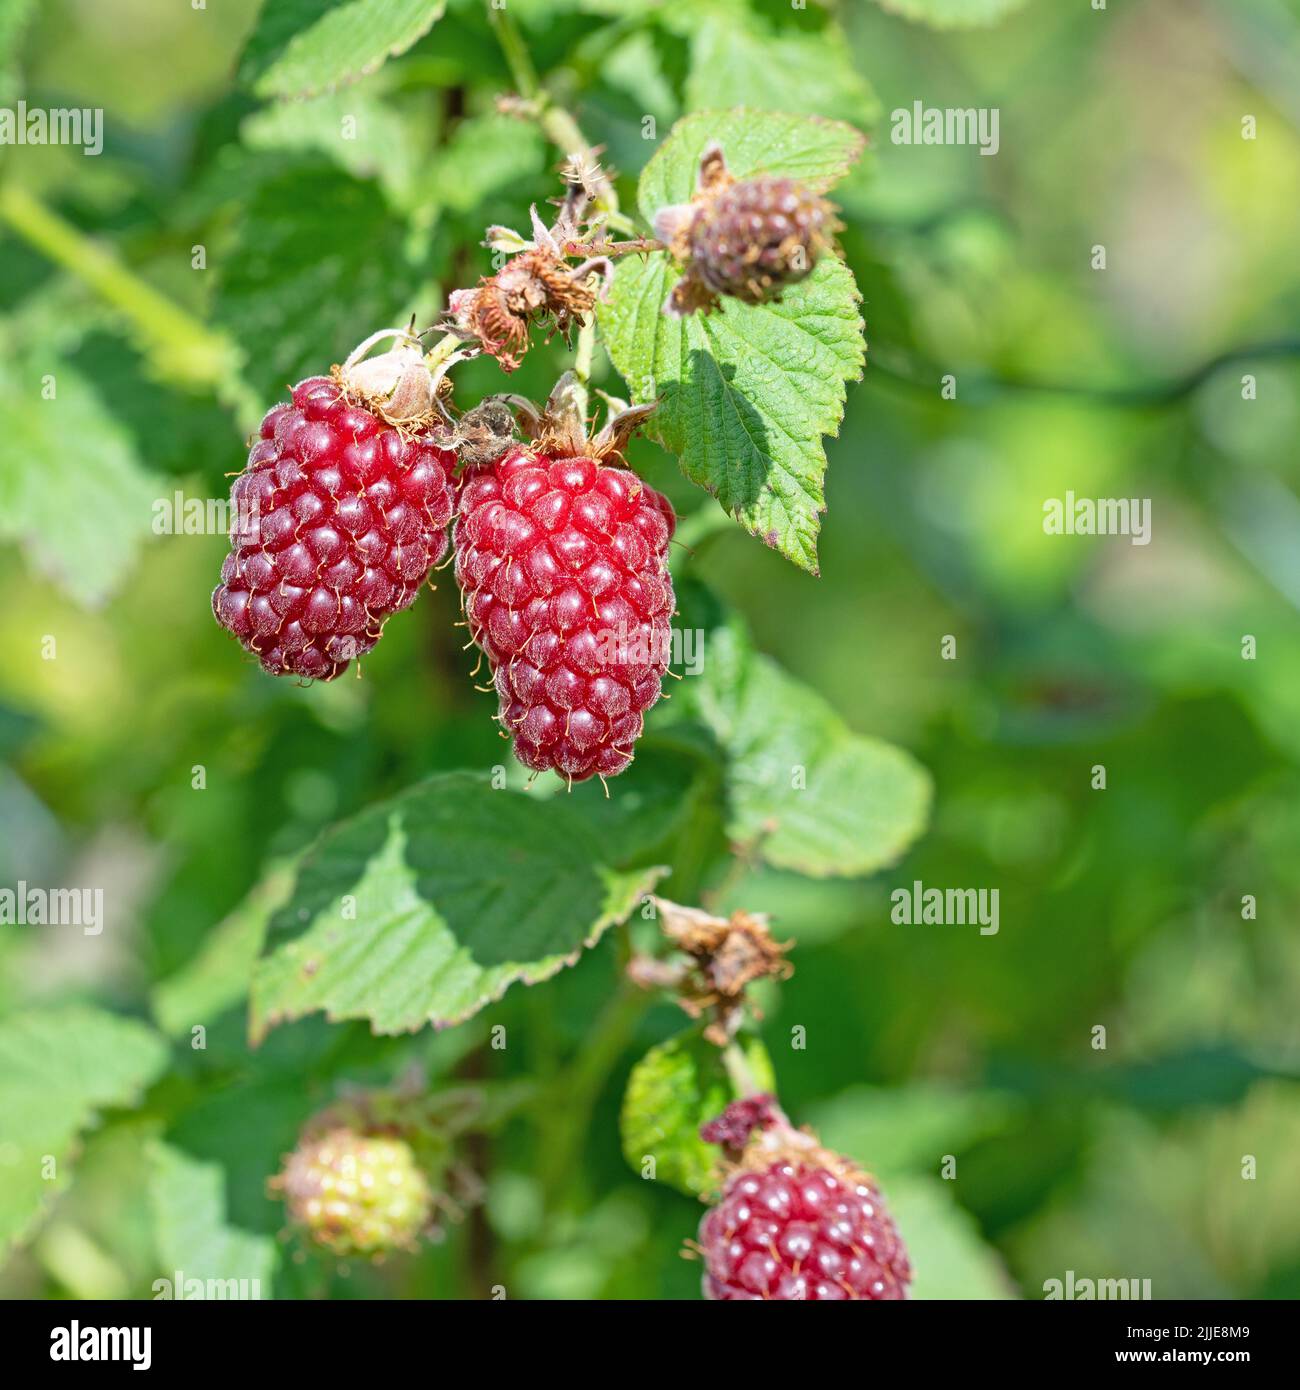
664, 594, 932, 877
874, 0, 1030, 31
621, 1031, 774, 1196
212, 162, 426, 402
148, 1142, 276, 1296
248, 0, 447, 100
0, 357, 160, 606
250, 772, 664, 1040
0, 1007, 169, 1257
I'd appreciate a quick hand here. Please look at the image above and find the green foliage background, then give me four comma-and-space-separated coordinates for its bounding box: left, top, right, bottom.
1, 0, 1299, 1300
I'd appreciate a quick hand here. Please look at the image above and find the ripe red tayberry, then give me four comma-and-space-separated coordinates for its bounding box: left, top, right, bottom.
212, 369, 455, 681
454, 447, 676, 783
694, 1094, 911, 1300
699, 1159, 912, 1300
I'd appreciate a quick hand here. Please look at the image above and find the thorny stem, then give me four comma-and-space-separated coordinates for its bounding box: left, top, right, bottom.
562, 237, 663, 259
412, 8, 640, 390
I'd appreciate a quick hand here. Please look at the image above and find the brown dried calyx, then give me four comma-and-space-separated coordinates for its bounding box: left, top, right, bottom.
443, 162, 617, 372
446, 371, 656, 472
654, 143, 840, 318
629, 897, 794, 1046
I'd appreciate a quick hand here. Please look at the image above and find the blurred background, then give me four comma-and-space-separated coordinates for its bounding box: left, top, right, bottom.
1, 0, 1298, 1299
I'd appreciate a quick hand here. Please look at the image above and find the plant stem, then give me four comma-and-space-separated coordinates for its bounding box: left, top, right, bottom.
536, 984, 651, 1206
571, 311, 598, 420
573, 315, 597, 385
488, 5, 638, 232
488, 3, 540, 101
722, 1040, 763, 1098
0, 181, 257, 420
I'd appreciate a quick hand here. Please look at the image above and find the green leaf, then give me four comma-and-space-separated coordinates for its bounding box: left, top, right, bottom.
152, 864, 296, 1038
240, 82, 425, 209
601, 111, 866, 573
0, 356, 160, 606
0, 1007, 169, 1257
421, 113, 546, 216
665, 595, 931, 877
636, 109, 866, 220
874, 0, 1030, 30
620, 1031, 774, 1196
212, 163, 426, 402
602, 254, 863, 574
240, 0, 335, 88
685, 17, 880, 130
250, 772, 664, 1040
567, 742, 718, 870
806, 1084, 1019, 1180
148, 1142, 276, 1296
249, 0, 447, 100
887, 1175, 1015, 1299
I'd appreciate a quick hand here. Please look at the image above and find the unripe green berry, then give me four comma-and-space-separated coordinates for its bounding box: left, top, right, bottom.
276, 1127, 432, 1259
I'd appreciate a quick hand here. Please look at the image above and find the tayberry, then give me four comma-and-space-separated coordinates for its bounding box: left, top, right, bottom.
454, 446, 676, 783
212, 375, 455, 680
699, 1159, 912, 1300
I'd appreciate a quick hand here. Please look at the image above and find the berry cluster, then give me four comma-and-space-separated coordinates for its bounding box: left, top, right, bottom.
210, 137, 826, 780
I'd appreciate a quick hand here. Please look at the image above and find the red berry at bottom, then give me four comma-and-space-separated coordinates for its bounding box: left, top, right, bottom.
699, 1161, 912, 1300
212, 377, 455, 680
455, 447, 676, 783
